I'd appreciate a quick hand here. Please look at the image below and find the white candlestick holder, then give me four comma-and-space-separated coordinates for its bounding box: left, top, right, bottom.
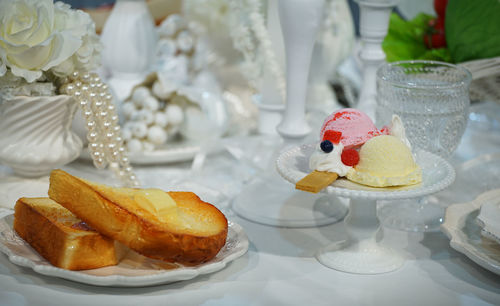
355, 0, 398, 120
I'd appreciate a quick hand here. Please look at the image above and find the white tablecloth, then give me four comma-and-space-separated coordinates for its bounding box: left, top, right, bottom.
0, 102, 499, 306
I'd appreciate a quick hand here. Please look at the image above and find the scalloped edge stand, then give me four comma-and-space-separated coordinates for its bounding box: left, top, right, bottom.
316, 198, 404, 274
276, 144, 456, 274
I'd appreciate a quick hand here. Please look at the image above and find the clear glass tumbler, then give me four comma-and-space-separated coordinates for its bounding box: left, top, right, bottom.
375, 60, 471, 232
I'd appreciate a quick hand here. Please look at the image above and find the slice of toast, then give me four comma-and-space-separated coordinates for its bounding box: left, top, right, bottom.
48, 169, 228, 266
13, 197, 123, 270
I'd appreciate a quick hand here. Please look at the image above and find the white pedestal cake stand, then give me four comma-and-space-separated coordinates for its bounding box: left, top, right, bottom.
276, 144, 455, 274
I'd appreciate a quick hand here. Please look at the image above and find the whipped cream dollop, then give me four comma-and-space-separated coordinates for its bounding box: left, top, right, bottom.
309, 141, 352, 176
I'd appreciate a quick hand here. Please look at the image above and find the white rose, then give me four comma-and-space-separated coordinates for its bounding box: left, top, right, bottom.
52, 32, 101, 77
74, 32, 101, 70
51, 57, 75, 77
52, 2, 101, 76
0, 0, 100, 82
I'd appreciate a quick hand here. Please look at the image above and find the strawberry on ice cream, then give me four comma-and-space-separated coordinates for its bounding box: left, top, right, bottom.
320, 108, 378, 149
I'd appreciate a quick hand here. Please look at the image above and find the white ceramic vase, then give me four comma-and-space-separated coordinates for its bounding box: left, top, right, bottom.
101, 0, 157, 77
100, 0, 158, 101
0, 95, 83, 177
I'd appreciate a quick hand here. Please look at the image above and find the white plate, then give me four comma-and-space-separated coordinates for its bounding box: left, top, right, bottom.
441, 189, 500, 276
80, 139, 201, 165
477, 198, 500, 244
276, 144, 455, 200
0, 214, 248, 287
455, 153, 500, 243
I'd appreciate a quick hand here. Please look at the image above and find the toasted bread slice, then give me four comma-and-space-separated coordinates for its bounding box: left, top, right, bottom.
13, 197, 123, 270
48, 169, 228, 266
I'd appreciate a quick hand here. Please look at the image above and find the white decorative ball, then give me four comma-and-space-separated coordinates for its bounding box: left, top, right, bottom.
176, 30, 194, 53
154, 112, 169, 127
143, 95, 159, 111
121, 101, 137, 120
132, 86, 151, 106
147, 125, 168, 145
131, 121, 148, 138
121, 126, 133, 141
134, 109, 154, 125
165, 104, 184, 125
127, 138, 143, 153
152, 81, 173, 100
157, 39, 177, 58
158, 14, 185, 37
142, 140, 156, 152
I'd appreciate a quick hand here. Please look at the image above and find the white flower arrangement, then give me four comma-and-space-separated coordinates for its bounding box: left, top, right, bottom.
0, 0, 138, 186
0, 0, 101, 90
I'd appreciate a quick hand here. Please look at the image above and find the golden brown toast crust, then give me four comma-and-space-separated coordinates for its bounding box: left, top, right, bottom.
48, 170, 228, 266
13, 197, 119, 270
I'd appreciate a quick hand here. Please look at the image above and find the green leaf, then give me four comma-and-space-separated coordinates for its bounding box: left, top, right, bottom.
419, 48, 452, 63
382, 13, 452, 63
446, 0, 500, 63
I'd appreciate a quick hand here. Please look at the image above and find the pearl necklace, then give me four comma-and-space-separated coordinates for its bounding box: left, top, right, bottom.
60, 71, 140, 187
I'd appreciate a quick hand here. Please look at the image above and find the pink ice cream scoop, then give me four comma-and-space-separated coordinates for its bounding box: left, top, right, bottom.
320, 108, 378, 149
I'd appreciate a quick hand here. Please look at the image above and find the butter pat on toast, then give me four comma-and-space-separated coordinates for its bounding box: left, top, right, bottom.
13, 197, 123, 270
48, 169, 228, 266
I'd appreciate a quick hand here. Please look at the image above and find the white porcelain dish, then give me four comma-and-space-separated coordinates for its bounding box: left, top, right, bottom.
80, 141, 200, 165
476, 193, 500, 244
125, 143, 201, 165
81, 136, 229, 165
441, 189, 500, 276
80, 140, 200, 165
0, 214, 248, 287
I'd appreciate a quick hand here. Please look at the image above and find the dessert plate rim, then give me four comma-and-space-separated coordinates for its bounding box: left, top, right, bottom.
276, 144, 455, 200
80, 140, 201, 165
441, 189, 500, 276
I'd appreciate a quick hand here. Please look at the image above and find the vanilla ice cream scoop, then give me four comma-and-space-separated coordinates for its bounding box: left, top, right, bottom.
346, 135, 422, 187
